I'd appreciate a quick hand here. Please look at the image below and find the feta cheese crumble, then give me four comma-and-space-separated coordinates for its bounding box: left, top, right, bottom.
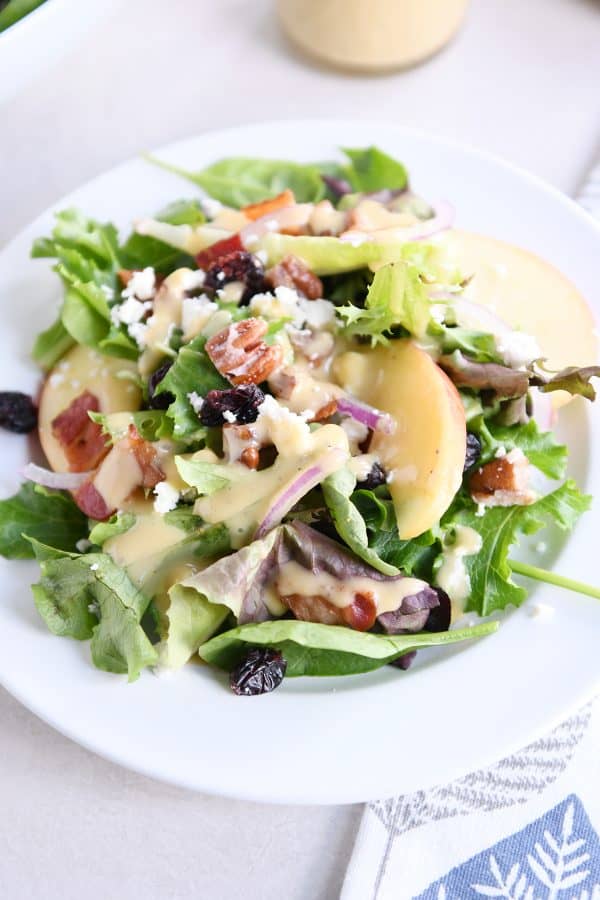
187, 391, 204, 415
153, 481, 180, 514
495, 331, 541, 369
222, 410, 237, 424
122, 266, 156, 301
110, 295, 152, 328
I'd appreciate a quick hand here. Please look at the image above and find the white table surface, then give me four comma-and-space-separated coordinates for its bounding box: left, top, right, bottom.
1, 1, 599, 897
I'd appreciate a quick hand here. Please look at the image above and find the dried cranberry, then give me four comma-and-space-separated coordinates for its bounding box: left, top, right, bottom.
203, 250, 266, 303
389, 650, 417, 670
356, 461, 387, 491
0, 391, 37, 433
230, 647, 287, 696
200, 384, 264, 427
147, 361, 174, 410
464, 432, 482, 472
424, 587, 451, 633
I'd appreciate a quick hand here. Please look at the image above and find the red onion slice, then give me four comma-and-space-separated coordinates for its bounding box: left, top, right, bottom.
337, 397, 396, 435
22, 463, 91, 491
255, 448, 347, 538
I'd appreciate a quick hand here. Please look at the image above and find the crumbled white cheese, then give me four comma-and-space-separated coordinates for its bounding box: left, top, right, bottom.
495, 445, 507, 458
528, 602, 555, 622
495, 331, 541, 369
49, 372, 65, 388
128, 322, 149, 348
110, 295, 151, 327
257, 394, 312, 455
475, 503, 486, 518
182, 269, 206, 291
223, 410, 237, 424
153, 481, 180, 514
187, 391, 204, 415
89, 563, 99, 572
297, 297, 336, 329
76, 538, 92, 553
430, 303, 447, 324
123, 266, 156, 301
181, 294, 218, 341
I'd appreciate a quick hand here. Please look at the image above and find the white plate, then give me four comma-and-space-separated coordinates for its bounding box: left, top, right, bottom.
0, 121, 599, 805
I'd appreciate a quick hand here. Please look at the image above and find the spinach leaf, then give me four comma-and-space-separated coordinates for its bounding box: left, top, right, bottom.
157, 333, 228, 441
322, 468, 399, 575
199, 618, 498, 676
450, 480, 591, 616
341, 146, 408, 193
147, 155, 326, 206
0, 483, 88, 559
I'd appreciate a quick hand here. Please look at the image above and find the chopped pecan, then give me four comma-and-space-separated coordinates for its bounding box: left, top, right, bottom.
470, 448, 535, 507
206, 318, 283, 385
240, 447, 260, 469
266, 254, 323, 300
310, 399, 338, 422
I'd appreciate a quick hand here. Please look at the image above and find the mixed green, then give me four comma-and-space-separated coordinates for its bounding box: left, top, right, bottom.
0, 0, 46, 33
0, 146, 598, 694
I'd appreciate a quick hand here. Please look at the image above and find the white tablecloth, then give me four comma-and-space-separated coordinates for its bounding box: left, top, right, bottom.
1, 1, 599, 897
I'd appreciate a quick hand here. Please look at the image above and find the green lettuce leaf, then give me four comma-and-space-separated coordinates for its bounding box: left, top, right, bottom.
0, 483, 88, 559
437, 325, 500, 363
88, 512, 136, 547
157, 334, 228, 441
30, 546, 158, 680
174, 456, 231, 494
450, 480, 591, 615
159, 586, 229, 670
199, 618, 498, 677
532, 365, 600, 401
341, 146, 408, 193
146, 154, 326, 206
322, 468, 399, 576
338, 260, 431, 343
120, 198, 206, 273
31, 317, 74, 371
90, 409, 171, 443
0, 0, 46, 32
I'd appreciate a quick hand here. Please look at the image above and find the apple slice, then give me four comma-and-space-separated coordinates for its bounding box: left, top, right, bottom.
334, 341, 466, 539
446, 230, 599, 407
38, 344, 142, 473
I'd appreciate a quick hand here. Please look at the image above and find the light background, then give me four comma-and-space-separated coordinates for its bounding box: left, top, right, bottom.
1, 0, 600, 897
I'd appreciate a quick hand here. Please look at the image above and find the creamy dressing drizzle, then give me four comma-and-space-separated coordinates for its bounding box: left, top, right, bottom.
436, 525, 482, 611
276, 561, 428, 615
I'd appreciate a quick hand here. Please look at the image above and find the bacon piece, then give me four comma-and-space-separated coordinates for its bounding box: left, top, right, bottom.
266, 254, 323, 300
73, 481, 114, 521
51, 391, 109, 472
241, 189, 295, 222
122, 425, 165, 489
196, 234, 244, 270
283, 590, 377, 632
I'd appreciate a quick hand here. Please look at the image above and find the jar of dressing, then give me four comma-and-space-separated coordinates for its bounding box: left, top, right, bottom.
277, 0, 469, 73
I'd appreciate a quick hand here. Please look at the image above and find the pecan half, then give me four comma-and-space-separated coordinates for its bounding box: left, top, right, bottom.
283, 591, 377, 632
266, 254, 323, 300
470, 448, 535, 507
206, 318, 283, 385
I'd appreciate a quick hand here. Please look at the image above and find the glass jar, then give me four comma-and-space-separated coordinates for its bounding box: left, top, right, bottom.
277, 0, 469, 73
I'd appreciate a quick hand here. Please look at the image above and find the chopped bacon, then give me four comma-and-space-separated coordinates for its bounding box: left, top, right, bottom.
196, 234, 244, 270
73, 480, 114, 521
122, 425, 165, 489
283, 590, 377, 632
51, 391, 110, 472
241, 190, 295, 222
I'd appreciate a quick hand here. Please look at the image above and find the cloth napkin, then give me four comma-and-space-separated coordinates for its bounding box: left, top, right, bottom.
341, 167, 600, 900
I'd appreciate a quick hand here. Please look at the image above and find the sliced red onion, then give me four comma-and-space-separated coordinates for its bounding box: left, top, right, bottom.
255, 448, 346, 538
22, 462, 91, 490
339, 199, 454, 245
321, 174, 352, 198
337, 397, 396, 435
241, 204, 314, 247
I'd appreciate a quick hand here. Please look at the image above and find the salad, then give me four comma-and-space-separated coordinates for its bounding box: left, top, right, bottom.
0, 0, 46, 33
1, 145, 598, 696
